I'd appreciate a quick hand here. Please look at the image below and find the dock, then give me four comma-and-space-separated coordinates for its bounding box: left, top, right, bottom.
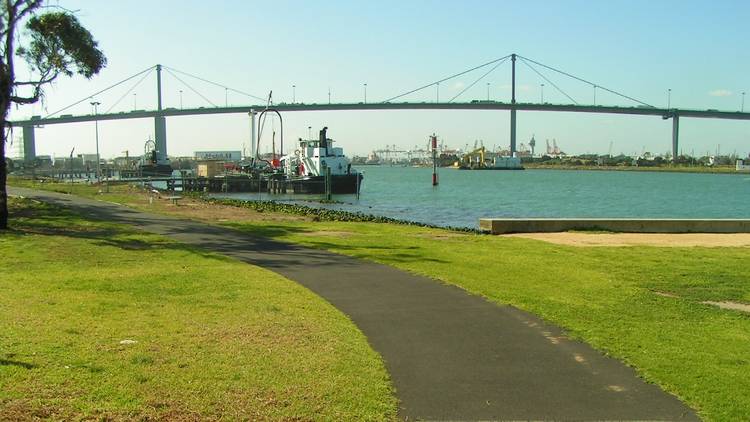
479, 218, 750, 234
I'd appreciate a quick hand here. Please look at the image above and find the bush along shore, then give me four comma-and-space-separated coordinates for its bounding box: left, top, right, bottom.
203, 196, 483, 233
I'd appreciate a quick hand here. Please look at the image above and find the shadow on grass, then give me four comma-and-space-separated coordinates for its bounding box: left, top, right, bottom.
0, 359, 36, 369
10, 191, 448, 269
8, 198, 229, 262
231, 224, 449, 264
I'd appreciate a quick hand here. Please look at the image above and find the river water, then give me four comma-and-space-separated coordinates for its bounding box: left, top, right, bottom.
214, 166, 750, 229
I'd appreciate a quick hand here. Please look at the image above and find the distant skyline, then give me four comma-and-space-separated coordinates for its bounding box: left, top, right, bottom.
9, 0, 750, 159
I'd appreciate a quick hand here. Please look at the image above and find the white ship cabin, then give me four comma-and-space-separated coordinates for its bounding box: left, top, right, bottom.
282, 127, 354, 177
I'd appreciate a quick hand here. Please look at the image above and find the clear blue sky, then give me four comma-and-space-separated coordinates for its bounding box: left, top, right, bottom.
9, 0, 750, 158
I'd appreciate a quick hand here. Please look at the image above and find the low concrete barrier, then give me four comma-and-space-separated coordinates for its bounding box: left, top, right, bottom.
479, 218, 750, 234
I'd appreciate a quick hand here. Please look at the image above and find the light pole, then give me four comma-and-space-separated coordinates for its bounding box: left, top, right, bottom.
328, 87, 331, 104
593, 85, 597, 106
292, 85, 296, 103
90, 101, 101, 183
179, 90, 183, 109
308, 126, 312, 140
225, 87, 228, 107
667, 88, 671, 109
742, 91, 746, 112
486, 82, 490, 101
133, 93, 137, 110
541, 83, 545, 103
436, 82, 439, 103
364, 83, 367, 103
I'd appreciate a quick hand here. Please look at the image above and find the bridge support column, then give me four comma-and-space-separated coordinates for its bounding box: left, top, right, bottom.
154, 116, 167, 157
249, 110, 256, 158
510, 109, 517, 155
22, 125, 36, 163
510, 53, 517, 156
671, 114, 679, 163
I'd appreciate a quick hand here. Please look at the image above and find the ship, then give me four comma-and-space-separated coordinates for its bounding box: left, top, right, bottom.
137, 138, 172, 177
279, 127, 363, 194
455, 146, 524, 170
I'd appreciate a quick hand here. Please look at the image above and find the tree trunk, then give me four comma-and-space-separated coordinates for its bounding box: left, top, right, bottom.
0, 122, 7, 230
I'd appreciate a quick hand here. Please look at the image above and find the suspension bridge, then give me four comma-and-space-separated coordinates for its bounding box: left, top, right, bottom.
10, 53, 750, 163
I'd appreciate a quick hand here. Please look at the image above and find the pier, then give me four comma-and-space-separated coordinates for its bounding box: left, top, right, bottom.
479, 218, 750, 234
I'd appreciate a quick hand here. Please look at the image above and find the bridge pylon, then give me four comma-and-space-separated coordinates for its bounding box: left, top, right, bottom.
510, 53, 517, 156
671, 113, 679, 162
154, 64, 167, 157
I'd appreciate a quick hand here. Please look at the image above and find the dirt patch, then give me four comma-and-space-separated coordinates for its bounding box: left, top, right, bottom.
702, 300, 750, 313
653, 291, 680, 298
506, 232, 750, 247
134, 192, 309, 224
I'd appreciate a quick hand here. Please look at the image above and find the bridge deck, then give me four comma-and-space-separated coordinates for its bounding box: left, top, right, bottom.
11, 102, 750, 126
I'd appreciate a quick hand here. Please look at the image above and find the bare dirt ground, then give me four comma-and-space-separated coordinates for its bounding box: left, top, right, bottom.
135, 191, 309, 224
505, 232, 750, 247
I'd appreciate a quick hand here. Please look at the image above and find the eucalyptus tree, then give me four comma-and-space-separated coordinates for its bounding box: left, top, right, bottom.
0, 0, 106, 229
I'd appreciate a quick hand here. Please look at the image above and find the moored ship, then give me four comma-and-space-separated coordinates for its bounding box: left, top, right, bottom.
280, 127, 363, 194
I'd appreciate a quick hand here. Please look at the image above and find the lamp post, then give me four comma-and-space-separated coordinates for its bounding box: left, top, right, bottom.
436, 82, 439, 103
486, 82, 490, 101
593, 85, 597, 106
179, 90, 183, 109
90, 101, 101, 183
292, 85, 296, 103
364, 83, 367, 103
541, 83, 545, 103
667, 88, 671, 109
328, 87, 331, 104
308, 126, 312, 140
225, 87, 228, 107
133, 93, 137, 111
742, 91, 746, 112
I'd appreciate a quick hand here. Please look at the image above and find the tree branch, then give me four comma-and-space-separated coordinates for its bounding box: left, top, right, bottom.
10, 93, 38, 104
15, 0, 42, 21
14, 68, 58, 85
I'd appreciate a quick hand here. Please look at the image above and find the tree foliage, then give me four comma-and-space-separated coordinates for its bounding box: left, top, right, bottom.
0, 0, 106, 229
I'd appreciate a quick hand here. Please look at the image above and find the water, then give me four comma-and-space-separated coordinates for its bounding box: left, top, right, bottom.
214, 166, 750, 229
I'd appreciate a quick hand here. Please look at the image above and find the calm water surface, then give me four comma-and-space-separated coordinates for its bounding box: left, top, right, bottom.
215, 167, 750, 229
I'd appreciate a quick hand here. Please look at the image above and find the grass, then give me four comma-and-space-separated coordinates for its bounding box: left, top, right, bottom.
8, 177, 750, 420
222, 220, 750, 421
0, 197, 397, 420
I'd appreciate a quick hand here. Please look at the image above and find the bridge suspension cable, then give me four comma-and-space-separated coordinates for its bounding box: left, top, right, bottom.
382, 54, 512, 103
43, 65, 157, 118
163, 68, 218, 108
518, 54, 655, 108
163, 65, 267, 103
448, 56, 510, 103
519, 58, 578, 105
104, 67, 155, 113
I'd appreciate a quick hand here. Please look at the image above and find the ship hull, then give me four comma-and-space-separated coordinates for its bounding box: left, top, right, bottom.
138, 164, 173, 177
287, 174, 363, 194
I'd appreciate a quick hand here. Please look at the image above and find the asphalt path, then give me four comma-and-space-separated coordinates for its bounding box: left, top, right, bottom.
10, 187, 698, 421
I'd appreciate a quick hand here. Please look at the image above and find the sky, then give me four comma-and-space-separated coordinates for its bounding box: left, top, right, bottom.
8, 0, 750, 159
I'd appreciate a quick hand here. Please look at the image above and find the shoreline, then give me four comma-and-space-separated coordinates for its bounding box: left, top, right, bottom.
521, 164, 743, 174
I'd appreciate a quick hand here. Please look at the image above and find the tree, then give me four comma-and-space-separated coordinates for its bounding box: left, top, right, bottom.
0, 0, 105, 229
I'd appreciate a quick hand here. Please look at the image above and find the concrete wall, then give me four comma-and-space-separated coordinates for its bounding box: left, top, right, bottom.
479, 218, 750, 234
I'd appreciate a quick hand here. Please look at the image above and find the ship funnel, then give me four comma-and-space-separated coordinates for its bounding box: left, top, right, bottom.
319, 126, 328, 149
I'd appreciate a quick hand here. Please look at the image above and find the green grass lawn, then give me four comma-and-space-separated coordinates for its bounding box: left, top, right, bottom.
224, 219, 750, 421
0, 198, 396, 420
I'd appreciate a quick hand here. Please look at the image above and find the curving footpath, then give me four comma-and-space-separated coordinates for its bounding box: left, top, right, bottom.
11, 187, 698, 421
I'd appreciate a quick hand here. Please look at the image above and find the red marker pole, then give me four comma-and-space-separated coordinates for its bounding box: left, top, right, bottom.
431, 134, 438, 186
